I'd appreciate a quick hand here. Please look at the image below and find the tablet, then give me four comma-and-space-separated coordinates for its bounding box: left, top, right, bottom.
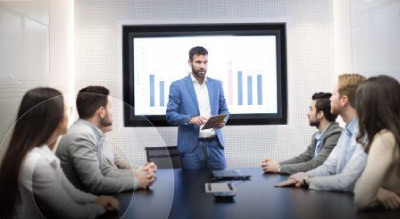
201, 114, 227, 130
205, 182, 236, 193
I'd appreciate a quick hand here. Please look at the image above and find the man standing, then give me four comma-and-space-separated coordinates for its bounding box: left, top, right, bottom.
56, 86, 155, 194
276, 73, 367, 192
166, 46, 229, 170
262, 92, 342, 174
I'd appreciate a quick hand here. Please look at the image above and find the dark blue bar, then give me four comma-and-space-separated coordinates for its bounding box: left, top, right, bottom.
247, 76, 253, 105
160, 81, 165, 107
150, 75, 155, 107
238, 71, 243, 105
257, 75, 262, 105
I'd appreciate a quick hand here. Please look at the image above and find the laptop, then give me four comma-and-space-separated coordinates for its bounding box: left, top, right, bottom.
211, 169, 251, 181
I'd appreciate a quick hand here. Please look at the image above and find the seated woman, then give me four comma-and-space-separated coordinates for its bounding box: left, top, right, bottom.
354, 75, 400, 210
0, 87, 119, 219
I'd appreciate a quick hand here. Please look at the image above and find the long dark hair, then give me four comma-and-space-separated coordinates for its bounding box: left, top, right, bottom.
0, 87, 64, 219
355, 75, 400, 156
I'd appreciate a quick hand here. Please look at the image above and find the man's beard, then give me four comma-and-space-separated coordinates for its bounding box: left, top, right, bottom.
100, 116, 112, 127
309, 120, 320, 129
192, 67, 206, 78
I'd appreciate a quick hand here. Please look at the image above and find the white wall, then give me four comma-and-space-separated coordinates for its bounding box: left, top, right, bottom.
0, 0, 74, 161
351, 0, 400, 80
75, 0, 335, 167
334, 0, 400, 80
3, 0, 396, 168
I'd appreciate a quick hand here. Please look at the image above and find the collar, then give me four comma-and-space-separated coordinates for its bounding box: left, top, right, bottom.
76, 119, 103, 141
34, 145, 58, 167
316, 123, 332, 141
190, 73, 207, 85
345, 118, 358, 136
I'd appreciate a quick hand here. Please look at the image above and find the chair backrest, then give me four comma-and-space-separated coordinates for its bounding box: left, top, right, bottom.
145, 146, 181, 169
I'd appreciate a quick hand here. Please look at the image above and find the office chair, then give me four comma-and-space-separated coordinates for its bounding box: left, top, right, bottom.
145, 146, 182, 169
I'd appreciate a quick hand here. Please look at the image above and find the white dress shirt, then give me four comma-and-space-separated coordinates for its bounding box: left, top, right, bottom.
15, 145, 105, 219
306, 118, 368, 192
102, 139, 138, 171
191, 73, 216, 138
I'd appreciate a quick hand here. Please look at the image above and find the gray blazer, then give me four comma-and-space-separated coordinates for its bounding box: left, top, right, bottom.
15, 146, 104, 219
279, 122, 343, 174
56, 119, 137, 195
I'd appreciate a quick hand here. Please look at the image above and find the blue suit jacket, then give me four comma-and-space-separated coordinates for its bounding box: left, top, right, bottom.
166, 75, 229, 154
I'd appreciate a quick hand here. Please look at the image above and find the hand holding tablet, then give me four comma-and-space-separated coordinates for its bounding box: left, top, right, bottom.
201, 114, 227, 130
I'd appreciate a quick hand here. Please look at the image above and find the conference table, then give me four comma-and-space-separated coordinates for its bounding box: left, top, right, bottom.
102, 168, 400, 219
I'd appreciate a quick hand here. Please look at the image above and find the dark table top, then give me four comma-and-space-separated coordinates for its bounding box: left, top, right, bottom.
102, 168, 400, 219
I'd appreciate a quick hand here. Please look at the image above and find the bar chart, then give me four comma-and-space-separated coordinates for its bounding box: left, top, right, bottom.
149, 75, 166, 107
133, 35, 278, 116
143, 69, 272, 115
223, 67, 269, 114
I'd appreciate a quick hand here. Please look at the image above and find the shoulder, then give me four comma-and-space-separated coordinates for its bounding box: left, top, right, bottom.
23, 149, 42, 172
207, 77, 222, 84
366, 129, 398, 159
61, 132, 97, 146
22, 147, 56, 177
207, 78, 224, 90
327, 123, 343, 133
376, 129, 395, 139
172, 75, 190, 86
170, 79, 182, 86
371, 129, 396, 151
67, 120, 93, 135
68, 121, 98, 140
59, 124, 98, 151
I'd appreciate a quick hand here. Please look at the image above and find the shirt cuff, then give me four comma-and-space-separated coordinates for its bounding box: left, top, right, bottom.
184, 115, 192, 125
308, 177, 324, 190
133, 178, 140, 190
87, 193, 98, 203
308, 182, 321, 190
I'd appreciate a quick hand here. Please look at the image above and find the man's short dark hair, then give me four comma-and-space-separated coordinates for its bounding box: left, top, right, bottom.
76, 86, 109, 119
312, 92, 338, 122
189, 46, 208, 61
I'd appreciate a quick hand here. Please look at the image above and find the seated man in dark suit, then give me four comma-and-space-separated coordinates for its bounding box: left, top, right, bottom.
56, 86, 155, 194
262, 92, 342, 174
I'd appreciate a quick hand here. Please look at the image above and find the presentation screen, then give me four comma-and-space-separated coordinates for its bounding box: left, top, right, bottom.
123, 23, 287, 126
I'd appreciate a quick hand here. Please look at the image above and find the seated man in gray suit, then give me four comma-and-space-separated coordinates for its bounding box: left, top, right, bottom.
262, 92, 342, 174
56, 86, 155, 194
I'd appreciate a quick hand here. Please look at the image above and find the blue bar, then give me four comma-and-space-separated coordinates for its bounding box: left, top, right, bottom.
160, 81, 165, 107
247, 76, 253, 105
238, 71, 243, 105
257, 75, 262, 105
150, 75, 155, 107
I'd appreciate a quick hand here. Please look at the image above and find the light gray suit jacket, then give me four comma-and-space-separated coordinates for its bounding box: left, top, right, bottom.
16, 145, 104, 219
279, 122, 343, 174
56, 119, 137, 195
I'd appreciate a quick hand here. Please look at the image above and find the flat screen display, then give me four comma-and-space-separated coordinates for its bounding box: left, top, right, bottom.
123, 23, 287, 126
